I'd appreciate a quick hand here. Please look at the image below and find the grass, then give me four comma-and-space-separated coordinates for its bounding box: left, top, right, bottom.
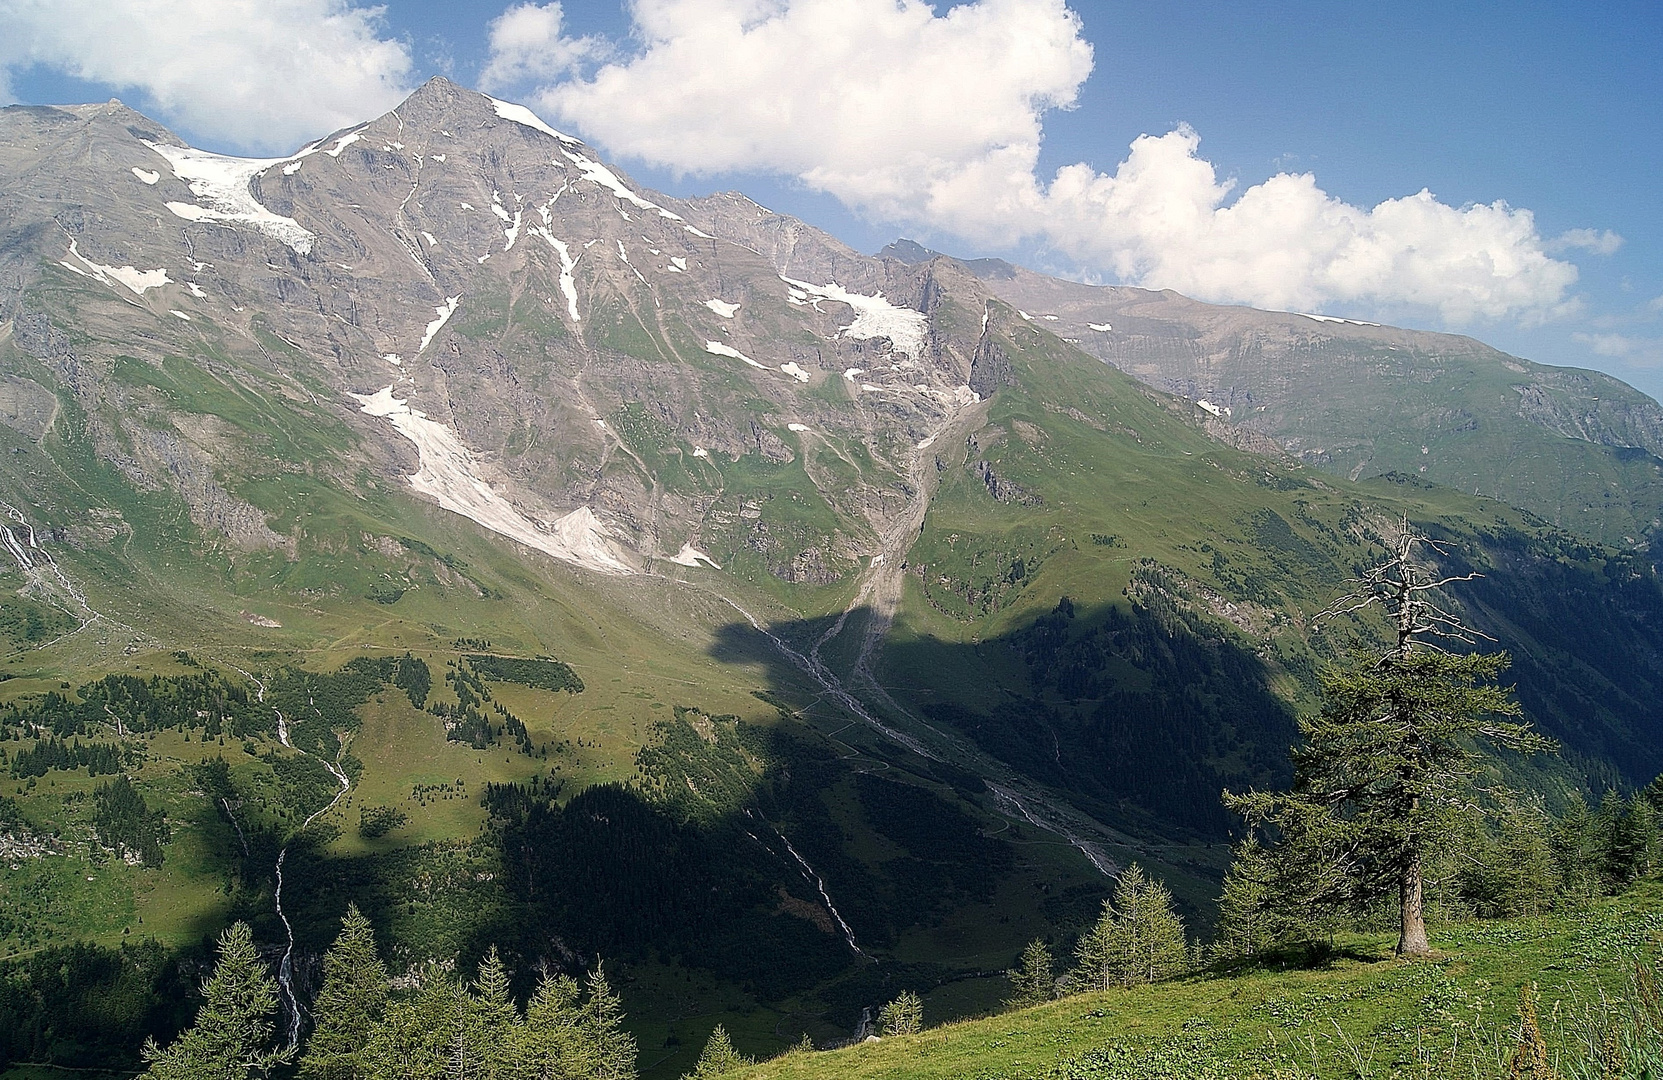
731, 885, 1663, 1079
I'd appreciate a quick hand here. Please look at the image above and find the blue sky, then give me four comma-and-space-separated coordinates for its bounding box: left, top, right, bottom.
6, 0, 1661, 397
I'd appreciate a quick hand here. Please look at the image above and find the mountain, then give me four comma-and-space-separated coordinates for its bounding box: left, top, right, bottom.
4, 78, 1663, 1072
880, 239, 1663, 548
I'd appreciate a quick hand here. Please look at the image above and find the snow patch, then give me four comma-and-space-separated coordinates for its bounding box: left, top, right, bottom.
349, 386, 632, 575
684, 224, 713, 238
668, 543, 720, 569
1296, 312, 1382, 327
671, 257, 687, 271
780, 362, 811, 383
418, 296, 459, 354
1088, 322, 1112, 332
503, 209, 522, 251
691, 446, 709, 458
532, 229, 581, 321
169, 309, 191, 321
131, 167, 159, 184
705, 299, 739, 318
383, 354, 401, 366
432, 154, 446, 163
779, 276, 930, 358
787, 423, 809, 432
706, 341, 764, 369
324, 132, 362, 157
489, 97, 582, 145
1196, 399, 1227, 417
61, 238, 172, 295
145, 142, 315, 253
185, 282, 207, 298
561, 148, 683, 220
916, 435, 936, 449
420, 231, 438, 247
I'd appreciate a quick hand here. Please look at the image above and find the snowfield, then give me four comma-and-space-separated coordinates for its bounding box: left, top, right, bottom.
779, 276, 929, 358
705, 341, 764, 369
144, 142, 316, 253
60, 239, 171, 295
350, 386, 633, 575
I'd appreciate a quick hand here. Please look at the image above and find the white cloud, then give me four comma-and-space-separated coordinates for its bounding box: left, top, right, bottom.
0, 0, 413, 152
494, 0, 1588, 325
1549, 228, 1624, 256
479, 3, 609, 93
1574, 332, 1663, 365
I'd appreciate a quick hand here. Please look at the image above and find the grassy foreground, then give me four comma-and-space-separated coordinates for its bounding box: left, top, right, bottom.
735, 885, 1663, 1080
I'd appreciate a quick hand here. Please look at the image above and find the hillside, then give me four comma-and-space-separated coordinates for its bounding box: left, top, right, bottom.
731, 885, 1663, 1079
880, 239, 1663, 549
2, 79, 1663, 1076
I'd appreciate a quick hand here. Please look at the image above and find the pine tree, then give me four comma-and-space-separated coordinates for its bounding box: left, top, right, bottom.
1212, 839, 1283, 961
1117, 865, 1188, 985
1552, 794, 1603, 903
1071, 898, 1125, 994
517, 970, 583, 1078
299, 905, 389, 1080
1005, 939, 1056, 1007
1227, 521, 1550, 956
878, 990, 923, 1036
578, 962, 637, 1080
468, 948, 521, 1078
687, 1024, 749, 1078
1494, 798, 1562, 918
357, 965, 467, 1080
1071, 865, 1188, 991
141, 921, 292, 1079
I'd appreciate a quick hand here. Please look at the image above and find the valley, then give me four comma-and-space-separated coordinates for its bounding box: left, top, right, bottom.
1, 79, 1662, 1078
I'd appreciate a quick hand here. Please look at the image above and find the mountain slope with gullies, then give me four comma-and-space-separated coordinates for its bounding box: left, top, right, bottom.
5, 78, 1663, 1073
878, 238, 1663, 549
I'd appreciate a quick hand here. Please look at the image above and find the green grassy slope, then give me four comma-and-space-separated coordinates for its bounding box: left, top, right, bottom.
733, 885, 1663, 1080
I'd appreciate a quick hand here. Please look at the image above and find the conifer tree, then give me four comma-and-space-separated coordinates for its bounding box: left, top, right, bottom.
141, 921, 292, 1079
878, 990, 923, 1036
299, 905, 388, 1080
469, 947, 521, 1079
1212, 839, 1284, 961
1227, 521, 1550, 956
518, 971, 585, 1079
687, 1024, 749, 1078
1551, 794, 1603, 903
1071, 864, 1188, 991
357, 965, 468, 1080
1005, 939, 1056, 1006
578, 962, 636, 1080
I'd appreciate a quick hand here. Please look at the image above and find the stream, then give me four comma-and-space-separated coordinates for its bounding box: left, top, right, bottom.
254, 683, 353, 1048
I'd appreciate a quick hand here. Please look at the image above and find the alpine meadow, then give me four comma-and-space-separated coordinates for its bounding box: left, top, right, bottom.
0, 9, 1661, 1079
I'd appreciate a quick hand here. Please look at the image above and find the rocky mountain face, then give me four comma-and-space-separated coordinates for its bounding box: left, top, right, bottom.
6, 77, 1663, 890
879, 241, 1663, 547
0, 80, 1023, 589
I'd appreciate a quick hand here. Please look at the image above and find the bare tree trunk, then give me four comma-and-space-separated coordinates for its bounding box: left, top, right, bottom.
1397, 852, 1431, 956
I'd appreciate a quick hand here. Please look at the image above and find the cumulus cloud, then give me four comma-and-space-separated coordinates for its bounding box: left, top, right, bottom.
1574, 332, 1663, 366
491, 0, 1588, 324
0, 0, 413, 152
479, 3, 609, 92
1549, 228, 1624, 256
